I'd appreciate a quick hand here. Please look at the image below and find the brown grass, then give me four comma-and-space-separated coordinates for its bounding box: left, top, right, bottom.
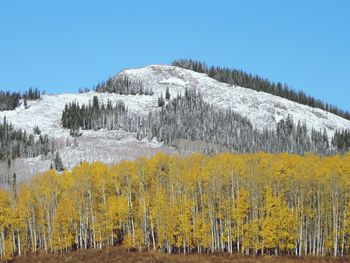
8, 247, 350, 263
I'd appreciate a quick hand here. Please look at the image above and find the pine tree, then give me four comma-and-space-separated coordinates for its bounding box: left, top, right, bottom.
33, 125, 41, 135
165, 87, 170, 100
158, 93, 165, 107
172, 59, 350, 121
54, 152, 64, 172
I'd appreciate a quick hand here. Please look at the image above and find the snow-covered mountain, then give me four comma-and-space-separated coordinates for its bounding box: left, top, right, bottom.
1, 64, 350, 181
118, 65, 350, 138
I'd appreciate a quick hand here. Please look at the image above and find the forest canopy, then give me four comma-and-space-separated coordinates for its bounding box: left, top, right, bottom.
0, 87, 41, 111
62, 91, 350, 155
172, 59, 350, 121
1, 152, 350, 260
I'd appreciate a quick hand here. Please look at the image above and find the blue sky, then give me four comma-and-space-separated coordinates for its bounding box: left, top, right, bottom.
0, 0, 349, 110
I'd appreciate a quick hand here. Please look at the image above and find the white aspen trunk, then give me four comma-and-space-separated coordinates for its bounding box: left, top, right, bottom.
0, 231, 4, 259
17, 229, 21, 256
32, 213, 37, 252
151, 220, 156, 251
79, 212, 83, 249
46, 210, 52, 252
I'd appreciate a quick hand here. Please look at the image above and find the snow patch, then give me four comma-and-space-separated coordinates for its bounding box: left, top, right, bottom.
159, 77, 187, 87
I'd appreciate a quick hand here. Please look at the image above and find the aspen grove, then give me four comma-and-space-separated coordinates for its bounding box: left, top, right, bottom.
1, 152, 350, 260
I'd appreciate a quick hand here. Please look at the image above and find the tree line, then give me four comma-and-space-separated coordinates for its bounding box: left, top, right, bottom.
172, 59, 350, 121
0, 92, 20, 111
0, 117, 56, 187
22, 87, 41, 101
0, 117, 52, 161
136, 89, 333, 155
61, 96, 130, 135
332, 130, 350, 153
94, 75, 153, 95
1, 152, 350, 260
61, 90, 350, 155
0, 87, 41, 111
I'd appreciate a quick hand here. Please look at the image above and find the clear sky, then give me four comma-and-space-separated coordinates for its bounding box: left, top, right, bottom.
0, 0, 349, 110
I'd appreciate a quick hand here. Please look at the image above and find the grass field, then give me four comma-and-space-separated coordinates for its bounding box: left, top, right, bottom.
8, 247, 350, 263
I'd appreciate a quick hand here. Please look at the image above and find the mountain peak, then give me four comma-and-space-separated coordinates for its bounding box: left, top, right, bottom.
0, 63, 349, 181
116, 64, 350, 138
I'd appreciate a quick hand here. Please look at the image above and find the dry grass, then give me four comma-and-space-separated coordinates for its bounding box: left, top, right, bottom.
8, 247, 350, 263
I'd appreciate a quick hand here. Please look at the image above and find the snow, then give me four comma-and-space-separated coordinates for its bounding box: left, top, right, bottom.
0, 91, 169, 181
0, 91, 157, 138
1, 64, 350, 181
14, 129, 175, 181
118, 65, 350, 138
158, 77, 188, 87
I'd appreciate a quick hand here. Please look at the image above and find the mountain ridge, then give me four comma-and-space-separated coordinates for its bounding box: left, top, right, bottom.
0, 63, 349, 182
116, 64, 350, 138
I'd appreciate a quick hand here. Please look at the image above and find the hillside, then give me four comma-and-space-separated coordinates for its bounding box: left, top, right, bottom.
117, 64, 350, 137
0, 65, 350, 261
0, 64, 349, 182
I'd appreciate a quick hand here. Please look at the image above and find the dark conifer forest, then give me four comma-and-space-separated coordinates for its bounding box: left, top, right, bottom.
172, 59, 350, 120
94, 75, 153, 95
0, 117, 52, 160
62, 90, 350, 155
0, 91, 20, 111
0, 87, 41, 111
62, 96, 129, 133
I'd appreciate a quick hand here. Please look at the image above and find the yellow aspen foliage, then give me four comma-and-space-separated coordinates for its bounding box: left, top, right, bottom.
242, 218, 260, 254
193, 213, 211, 251
0, 190, 13, 260
123, 233, 133, 250
261, 187, 298, 254
106, 195, 128, 239
233, 189, 250, 252
52, 195, 79, 251
1, 152, 350, 257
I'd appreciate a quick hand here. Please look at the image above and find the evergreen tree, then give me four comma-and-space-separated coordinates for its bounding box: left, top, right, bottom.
172, 59, 350, 120
0, 118, 53, 161
158, 93, 165, 107
94, 75, 153, 95
54, 152, 64, 172
165, 87, 171, 100
24, 98, 28, 109
33, 125, 41, 135
0, 91, 20, 111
